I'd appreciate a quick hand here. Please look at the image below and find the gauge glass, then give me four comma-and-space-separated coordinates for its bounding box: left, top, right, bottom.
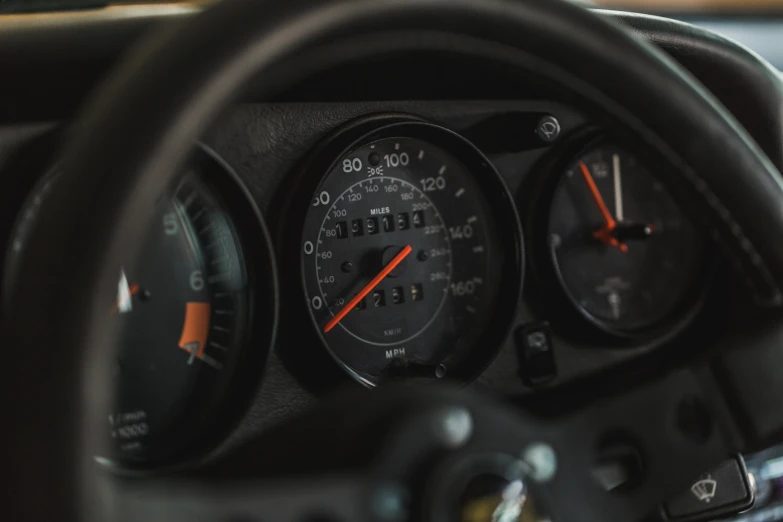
105, 174, 249, 463
6, 152, 262, 465
547, 142, 704, 335
301, 123, 521, 385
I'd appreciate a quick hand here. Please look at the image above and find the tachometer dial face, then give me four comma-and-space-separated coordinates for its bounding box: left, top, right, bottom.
546, 141, 704, 336
5, 148, 275, 466
301, 122, 522, 385
106, 174, 249, 463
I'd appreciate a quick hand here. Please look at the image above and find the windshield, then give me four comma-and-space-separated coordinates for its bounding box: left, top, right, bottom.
592, 0, 783, 14
3, 0, 783, 15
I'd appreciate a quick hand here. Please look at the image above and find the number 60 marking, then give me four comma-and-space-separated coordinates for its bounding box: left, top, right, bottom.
312, 191, 330, 206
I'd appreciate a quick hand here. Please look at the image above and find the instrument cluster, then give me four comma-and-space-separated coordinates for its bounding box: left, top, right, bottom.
1, 103, 712, 469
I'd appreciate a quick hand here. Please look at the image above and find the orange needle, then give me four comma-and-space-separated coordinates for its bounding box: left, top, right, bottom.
579, 162, 628, 253
323, 245, 412, 333
110, 282, 140, 314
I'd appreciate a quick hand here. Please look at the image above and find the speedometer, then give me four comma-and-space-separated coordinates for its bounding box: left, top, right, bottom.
300, 120, 522, 386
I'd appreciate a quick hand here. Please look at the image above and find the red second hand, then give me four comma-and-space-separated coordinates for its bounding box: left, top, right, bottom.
323, 245, 412, 333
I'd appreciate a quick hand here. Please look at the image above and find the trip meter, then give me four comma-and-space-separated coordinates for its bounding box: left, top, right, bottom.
300, 121, 522, 386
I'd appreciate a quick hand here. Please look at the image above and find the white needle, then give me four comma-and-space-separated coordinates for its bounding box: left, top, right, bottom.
117, 268, 133, 314
612, 153, 624, 222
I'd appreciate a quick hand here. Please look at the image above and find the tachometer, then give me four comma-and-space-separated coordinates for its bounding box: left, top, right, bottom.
5, 146, 277, 466
105, 172, 249, 464
300, 121, 522, 386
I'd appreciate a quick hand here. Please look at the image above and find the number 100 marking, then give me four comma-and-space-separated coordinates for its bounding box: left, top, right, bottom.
384, 153, 409, 167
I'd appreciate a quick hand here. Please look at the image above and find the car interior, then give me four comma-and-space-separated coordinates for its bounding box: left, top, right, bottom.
4, 0, 783, 521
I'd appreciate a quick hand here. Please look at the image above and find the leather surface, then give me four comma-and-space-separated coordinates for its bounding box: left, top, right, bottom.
604, 10, 783, 174
0, 7, 781, 168
4, 0, 783, 520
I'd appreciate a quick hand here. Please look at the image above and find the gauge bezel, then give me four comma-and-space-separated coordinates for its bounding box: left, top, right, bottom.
526, 132, 711, 345
4, 144, 279, 472
292, 117, 524, 387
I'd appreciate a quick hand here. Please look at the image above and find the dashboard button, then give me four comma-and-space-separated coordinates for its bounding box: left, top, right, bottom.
535, 115, 561, 143
664, 456, 754, 521
516, 323, 556, 386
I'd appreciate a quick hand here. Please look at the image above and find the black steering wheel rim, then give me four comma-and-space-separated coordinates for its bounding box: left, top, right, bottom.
5, 0, 783, 520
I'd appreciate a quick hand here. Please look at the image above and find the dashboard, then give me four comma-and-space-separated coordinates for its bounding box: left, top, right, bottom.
1, 3, 783, 496
1, 100, 719, 470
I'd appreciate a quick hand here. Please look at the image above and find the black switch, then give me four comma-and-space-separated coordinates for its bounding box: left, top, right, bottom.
515, 323, 556, 386
663, 456, 754, 522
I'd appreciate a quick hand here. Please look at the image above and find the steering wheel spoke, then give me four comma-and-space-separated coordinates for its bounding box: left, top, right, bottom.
132, 374, 738, 522
105, 364, 747, 522
112, 476, 374, 522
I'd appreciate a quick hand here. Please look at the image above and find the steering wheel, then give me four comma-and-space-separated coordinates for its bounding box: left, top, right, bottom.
6, 0, 783, 520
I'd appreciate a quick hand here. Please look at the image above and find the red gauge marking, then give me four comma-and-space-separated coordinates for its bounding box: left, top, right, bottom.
178, 302, 211, 357
579, 161, 628, 253
323, 245, 413, 333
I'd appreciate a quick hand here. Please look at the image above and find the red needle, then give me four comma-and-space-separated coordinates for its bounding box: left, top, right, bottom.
323, 245, 413, 333
579, 162, 628, 253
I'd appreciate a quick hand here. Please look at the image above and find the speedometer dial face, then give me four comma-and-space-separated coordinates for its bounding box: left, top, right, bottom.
314, 176, 453, 345
301, 122, 522, 386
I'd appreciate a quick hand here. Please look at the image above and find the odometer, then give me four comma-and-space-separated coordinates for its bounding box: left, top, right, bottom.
300, 121, 522, 386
